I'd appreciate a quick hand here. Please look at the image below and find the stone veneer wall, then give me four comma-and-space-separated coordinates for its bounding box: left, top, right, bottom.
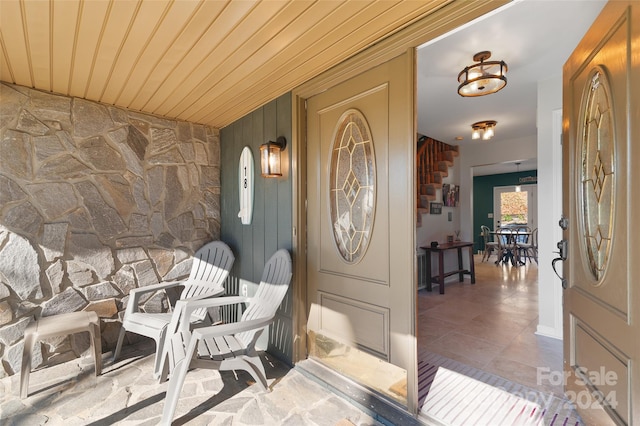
0, 83, 221, 377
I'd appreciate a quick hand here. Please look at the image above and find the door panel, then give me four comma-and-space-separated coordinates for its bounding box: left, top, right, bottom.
307, 52, 415, 408
563, 2, 639, 424
310, 85, 391, 349
319, 292, 389, 355
316, 84, 389, 290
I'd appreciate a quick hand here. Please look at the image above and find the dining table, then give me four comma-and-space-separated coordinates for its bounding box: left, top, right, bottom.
491, 228, 532, 266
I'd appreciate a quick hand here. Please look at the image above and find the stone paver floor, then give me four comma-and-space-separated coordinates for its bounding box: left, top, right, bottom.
0, 341, 382, 425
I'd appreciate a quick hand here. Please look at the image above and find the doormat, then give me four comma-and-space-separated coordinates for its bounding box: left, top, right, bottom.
418, 351, 583, 425
423, 367, 545, 425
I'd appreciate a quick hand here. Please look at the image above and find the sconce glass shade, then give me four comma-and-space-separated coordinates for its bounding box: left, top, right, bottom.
259, 136, 286, 177
458, 51, 507, 97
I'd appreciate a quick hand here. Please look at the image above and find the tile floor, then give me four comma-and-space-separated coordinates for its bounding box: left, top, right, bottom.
417, 254, 564, 398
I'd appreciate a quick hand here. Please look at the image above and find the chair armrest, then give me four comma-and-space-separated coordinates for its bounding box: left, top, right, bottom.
125, 280, 185, 314
192, 316, 275, 340
164, 296, 253, 343
175, 296, 250, 310
174, 296, 250, 324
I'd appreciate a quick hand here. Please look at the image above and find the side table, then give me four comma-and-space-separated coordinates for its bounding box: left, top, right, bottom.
21, 311, 102, 398
420, 241, 476, 294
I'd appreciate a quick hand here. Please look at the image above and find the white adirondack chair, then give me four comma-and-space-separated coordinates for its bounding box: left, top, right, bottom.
159, 249, 292, 425
113, 241, 234, 378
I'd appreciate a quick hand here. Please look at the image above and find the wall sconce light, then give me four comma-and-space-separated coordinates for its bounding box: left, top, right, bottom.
471, 120, 497, 140
458, 51, 508, 97
260, 136, 286, 177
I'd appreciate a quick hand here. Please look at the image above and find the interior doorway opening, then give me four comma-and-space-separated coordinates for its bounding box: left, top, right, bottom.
414, 0, 606, 420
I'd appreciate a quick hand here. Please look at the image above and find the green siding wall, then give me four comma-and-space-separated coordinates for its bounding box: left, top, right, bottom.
473, 170, 538, 252
220, 93, 293, 365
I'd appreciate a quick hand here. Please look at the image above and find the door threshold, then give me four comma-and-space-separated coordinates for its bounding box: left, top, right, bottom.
295, 359, 422, 426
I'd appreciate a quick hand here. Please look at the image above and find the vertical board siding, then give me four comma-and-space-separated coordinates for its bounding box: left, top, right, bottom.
220, 92, 293, 364
252, 108, 266, 281
241, 115, 255, 283
263, 100, 280, 259
276, 94, 293, 282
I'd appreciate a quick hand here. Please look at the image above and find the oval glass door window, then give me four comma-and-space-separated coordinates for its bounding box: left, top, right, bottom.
579, 67, 615, 282
329, 109, 376, 263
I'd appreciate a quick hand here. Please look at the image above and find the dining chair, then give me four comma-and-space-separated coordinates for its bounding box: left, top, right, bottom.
113, 240, 235, 378
515, 226, 532, 243
480, 225, 498, 262
516, 227, 538, 264
495, 228, 517, 265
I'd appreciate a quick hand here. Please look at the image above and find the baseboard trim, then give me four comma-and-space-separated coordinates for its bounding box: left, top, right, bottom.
536, 324, 563, 340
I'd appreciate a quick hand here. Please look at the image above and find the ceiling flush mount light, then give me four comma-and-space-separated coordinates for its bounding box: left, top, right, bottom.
471, 120, 497, 140
458, 51, 508, 97
260, 136, 286, 177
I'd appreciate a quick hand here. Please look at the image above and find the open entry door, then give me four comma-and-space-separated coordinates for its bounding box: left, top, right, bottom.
562, 2, 639, 424
306, 51, 417, 412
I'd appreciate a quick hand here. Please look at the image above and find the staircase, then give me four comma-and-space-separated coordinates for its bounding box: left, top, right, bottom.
416, 135, 459, 227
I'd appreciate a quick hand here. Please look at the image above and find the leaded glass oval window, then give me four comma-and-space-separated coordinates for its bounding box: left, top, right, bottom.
329, 109, 376, 263
579, 67, 615, 282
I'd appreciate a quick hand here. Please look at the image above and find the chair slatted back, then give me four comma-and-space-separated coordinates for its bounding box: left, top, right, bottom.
496, 229, 512, 250
236, 249, 292, 346
515, 226, 532, 244
480, 225, 493, 243
182, 241, 235, 320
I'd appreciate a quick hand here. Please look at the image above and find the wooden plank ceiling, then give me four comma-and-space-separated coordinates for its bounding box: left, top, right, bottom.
0, 0, 452, 129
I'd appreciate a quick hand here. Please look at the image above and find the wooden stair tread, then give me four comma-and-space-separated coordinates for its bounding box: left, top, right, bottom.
425, 182, 442, 190
416, 135, 458, 223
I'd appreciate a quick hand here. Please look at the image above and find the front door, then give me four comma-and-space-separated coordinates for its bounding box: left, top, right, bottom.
306, 52, 416, 411
562, 2, 639, 424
